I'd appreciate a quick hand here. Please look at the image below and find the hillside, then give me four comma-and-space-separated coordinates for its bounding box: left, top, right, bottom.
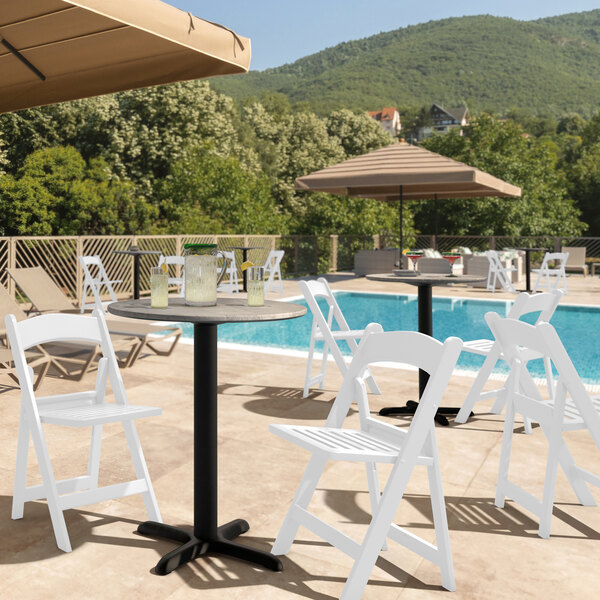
210, 10, 600, 116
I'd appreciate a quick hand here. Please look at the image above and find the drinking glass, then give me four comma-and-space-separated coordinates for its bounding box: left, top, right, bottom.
150, 267, 168, 308
247, 266, 265, 307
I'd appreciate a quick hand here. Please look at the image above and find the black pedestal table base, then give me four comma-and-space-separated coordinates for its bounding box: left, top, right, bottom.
137, 519, 282, 575
137, 322, 282, 573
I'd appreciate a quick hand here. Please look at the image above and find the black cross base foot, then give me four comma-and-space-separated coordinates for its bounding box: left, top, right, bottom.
137, 518, 283, 575
378, 400, 473, 426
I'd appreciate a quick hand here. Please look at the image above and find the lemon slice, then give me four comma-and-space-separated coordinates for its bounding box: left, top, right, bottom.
241, 261, 254, 272
161, 263, 168, 274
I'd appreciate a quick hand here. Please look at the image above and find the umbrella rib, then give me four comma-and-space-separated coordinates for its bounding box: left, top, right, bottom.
0, 6, 76, 29
0, 37, 45, 81
1, 24, 131, 55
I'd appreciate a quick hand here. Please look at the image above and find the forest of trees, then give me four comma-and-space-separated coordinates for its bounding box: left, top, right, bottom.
0, 80, 599, 241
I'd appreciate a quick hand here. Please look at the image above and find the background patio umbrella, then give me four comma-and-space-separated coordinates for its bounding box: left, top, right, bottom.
0, 0, 251, 114
295, 142, 522, 253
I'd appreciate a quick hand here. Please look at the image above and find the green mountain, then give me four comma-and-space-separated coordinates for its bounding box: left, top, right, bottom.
210, 10, 600, 116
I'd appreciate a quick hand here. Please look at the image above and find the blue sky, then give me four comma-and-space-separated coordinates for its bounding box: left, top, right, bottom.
170, 1, 600, 70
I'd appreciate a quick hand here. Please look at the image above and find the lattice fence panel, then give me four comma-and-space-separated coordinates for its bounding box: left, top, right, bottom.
561, 237, 600, 259
0, 238, 9, 291
336, 235, 374, 272
15, 237, 78, 301
81, 236, 134, 302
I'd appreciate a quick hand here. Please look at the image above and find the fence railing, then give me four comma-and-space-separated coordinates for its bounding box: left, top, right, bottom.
1, 234, 377, 305
3, 233, 599, 306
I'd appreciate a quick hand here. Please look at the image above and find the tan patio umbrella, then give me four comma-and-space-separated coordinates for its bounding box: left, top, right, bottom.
295, 142, 521, 251
0, 0, 251, 114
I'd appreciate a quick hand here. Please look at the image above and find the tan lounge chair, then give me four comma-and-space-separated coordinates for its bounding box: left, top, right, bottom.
0, 284, 139, 383
561, 246, 588, 276
7, 267, 182, 364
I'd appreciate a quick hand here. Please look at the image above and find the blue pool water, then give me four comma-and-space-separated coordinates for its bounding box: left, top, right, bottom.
178, 292, 600, 385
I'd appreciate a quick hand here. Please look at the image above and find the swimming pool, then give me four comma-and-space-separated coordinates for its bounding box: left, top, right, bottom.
177, 291, 600, 386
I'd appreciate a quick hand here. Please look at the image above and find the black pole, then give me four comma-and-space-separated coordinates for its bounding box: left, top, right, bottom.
418, 284, 432, 396
133, 255, 141, 300
434, 194, 439, 251
194, 322, 218, 539
398, 185, 404, 266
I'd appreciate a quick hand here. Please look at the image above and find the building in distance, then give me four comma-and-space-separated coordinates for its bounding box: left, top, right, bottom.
368, 107, 402, 137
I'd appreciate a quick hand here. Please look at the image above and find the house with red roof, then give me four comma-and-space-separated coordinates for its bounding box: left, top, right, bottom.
368, 107, 401, 137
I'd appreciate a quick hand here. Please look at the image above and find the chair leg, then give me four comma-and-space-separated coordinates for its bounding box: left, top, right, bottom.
495, 397, 516, 509
537, 421, 563, 539
87, 425, 103, 489
145, 331, 182, 357
364, 368, 382, 395
341, 458, 414, 599
272, 455, 328, 555
121, 420, 161, 522
12, 407, 30, 520
456, 350, 500, 423
303, 328, 317, 398
425, 431, 455, 591
29, 415, 71, 552
365, 461, 387, 551
318, 342, 329, 390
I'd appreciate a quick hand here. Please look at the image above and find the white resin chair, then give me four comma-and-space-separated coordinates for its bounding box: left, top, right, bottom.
486, 313, 600, 538
485, 250, 517, 293
301, 277, 381, 398
531, 252, 569, 294
217, 250, 240, 294
271, 326, 462, 597
6, 310, 162, 552
456, 290, 563, 429
263, 250, 284, 294
79, 255, 121, 312
158, 255, 185, 297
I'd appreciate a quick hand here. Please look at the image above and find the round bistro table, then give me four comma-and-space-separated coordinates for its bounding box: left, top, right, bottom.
113, 247, 162, 299
366, 273, 485, 425
108, 297, 307, 575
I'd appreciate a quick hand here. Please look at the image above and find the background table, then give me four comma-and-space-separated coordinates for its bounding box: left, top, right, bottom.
366, 273, 485, 425
113, 247, 162, 299
232, 246, 263, 292
515, 247, 547, 292
108, 297, 306, 575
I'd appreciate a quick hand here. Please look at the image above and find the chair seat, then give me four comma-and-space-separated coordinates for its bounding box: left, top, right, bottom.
315, 329, 365, 341
545, 395, 600, 430
270, 423, 432, 464
462, 338, 542, 362
463, 339, 494, 355
39, 402, 161, 427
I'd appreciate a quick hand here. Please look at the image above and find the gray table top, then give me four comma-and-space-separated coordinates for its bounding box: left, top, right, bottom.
366, 273, 486, 286
108, 297, 307, 325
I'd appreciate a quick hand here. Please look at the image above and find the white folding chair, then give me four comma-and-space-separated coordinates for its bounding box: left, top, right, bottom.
217, 250, 240, 294
79, 255, 121, 312
6, 310, 162, 552
485, 250, 517, 293
487, 313, 600, 538
264, 250, 284, 294
532, 252, 569, 294
271, 326, 462, 597
158, 255, 185, 297
301, 277, 381, 398
456, 290, 562, 430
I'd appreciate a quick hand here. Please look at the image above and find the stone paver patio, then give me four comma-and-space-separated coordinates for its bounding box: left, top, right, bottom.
1, 272, 599, 599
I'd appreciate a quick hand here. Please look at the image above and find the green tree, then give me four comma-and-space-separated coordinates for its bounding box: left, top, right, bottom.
0, 146, 156, 235
567, 142, 600, 235
156, 144, 284, 234
326, 109, 392, 157
416, 115, 584, 236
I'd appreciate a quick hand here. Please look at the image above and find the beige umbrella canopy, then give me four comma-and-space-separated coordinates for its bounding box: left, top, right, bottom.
295, 141, 521, 249
0, 0, 251, 114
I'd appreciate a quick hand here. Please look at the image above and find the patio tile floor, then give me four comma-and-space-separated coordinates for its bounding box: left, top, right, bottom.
1, 273, 599, 599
